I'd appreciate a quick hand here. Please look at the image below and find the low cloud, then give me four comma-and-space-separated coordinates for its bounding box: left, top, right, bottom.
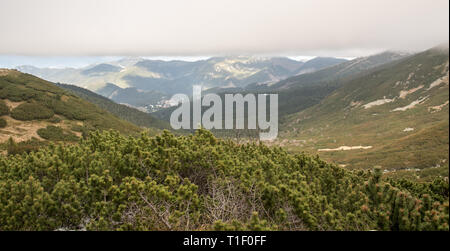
0, 0, 448, 57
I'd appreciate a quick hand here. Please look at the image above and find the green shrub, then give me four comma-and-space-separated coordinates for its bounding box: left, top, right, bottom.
6, 137, 45, 155
10, 103, 54, 121
0, 118, 6, 128
0, 129, 447, 231
37, 125, 79, 141
71, 124, 91, 139
42, 97, 89, 121
0, 100, 9, 116
47, 116, 62, 123
0, 82, 37, 101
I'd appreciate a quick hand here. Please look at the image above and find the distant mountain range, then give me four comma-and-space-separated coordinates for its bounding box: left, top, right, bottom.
16, 56, 346, 111
3, 43, 449, 176
156, 51, 411, 120
151, 44, 449, 174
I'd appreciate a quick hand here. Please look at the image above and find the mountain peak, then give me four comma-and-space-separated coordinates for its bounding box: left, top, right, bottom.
108, 57, 146, 68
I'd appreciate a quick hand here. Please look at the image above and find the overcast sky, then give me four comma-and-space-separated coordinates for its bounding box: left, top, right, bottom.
0, 0, 448, 60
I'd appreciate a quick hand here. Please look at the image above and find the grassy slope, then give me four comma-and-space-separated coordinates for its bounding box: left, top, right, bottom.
0, 69, 142, 145
280, 47, 449, 173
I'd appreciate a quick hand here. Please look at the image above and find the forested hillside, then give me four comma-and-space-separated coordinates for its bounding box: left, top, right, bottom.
56, 83, 169, 130
0, 129, 448, 231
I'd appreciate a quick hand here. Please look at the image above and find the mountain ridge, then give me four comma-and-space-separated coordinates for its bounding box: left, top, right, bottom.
279, 46, 449, 173
15, 56, 347, 111
0, 69, 148, 148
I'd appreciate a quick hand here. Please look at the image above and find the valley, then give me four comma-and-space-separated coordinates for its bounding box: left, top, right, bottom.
4, 45, 448, 180
17, 56, 345, 112
0, 44, 448, 232
278, 45, 449, 178
0, 0, 448, 234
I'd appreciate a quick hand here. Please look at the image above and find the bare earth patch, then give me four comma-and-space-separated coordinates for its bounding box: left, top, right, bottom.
61, 95, 70, 102
0, 69, 14, 76
350, 101, 362, 108
0, 116, 46, 142
3, 99, 25, 109
363, 97, 395, 109
428, 101, 449, 113
399, 85, 424, 99
59, 120, 83, 137
427, 73, 449, 90
318, 145, 373, 152
391, 96, 428, 112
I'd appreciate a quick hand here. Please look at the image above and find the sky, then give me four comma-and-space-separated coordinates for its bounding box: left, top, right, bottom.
0, 0, 448, 68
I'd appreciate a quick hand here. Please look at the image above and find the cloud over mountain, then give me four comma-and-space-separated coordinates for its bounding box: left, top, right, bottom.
0, 0, 448, 57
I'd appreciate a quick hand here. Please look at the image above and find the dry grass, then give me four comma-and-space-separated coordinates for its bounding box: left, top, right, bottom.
0, 69, 13, 76
0, 116, 47, 142
3, 99, 25, 109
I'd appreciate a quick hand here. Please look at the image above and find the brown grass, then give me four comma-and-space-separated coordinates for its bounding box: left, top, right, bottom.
3, 99, 25, 109
0, 116, 47, 142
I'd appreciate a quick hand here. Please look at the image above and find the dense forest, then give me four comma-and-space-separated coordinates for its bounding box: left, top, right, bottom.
0, 129, 447, 231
